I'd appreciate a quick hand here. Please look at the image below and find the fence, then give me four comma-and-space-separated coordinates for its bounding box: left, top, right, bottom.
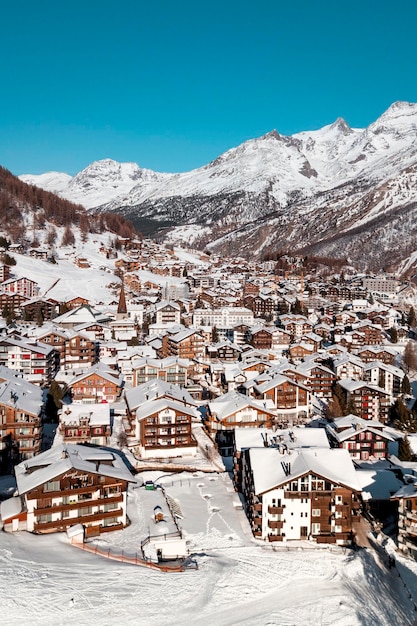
71, 540, 196, 572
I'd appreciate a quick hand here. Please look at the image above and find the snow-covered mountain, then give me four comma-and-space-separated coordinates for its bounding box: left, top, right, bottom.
20, 159, 168, 210
19, 101, 417, 270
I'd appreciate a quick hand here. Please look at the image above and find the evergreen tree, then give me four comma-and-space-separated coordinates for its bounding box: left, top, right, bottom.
346, 396, 359, 416
389, 398, 417, 432
388, 327, 398, 343
45, 381, 63, 422
401, 374, 411, 396
398, 436, 414, 461
212, 326, 219, 343
332, 383, 348, 415
292, 298, 304, 315
2, 304, 13, 325
408, 306, 417, 329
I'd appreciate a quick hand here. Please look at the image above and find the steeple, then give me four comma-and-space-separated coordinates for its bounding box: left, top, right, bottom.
117, 280, 127, 318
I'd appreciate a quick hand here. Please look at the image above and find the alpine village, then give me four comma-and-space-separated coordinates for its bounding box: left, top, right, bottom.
2, 142, 417, 580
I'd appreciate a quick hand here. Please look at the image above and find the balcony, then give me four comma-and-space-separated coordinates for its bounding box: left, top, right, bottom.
13, 418, 40, 426
33, 507, 124, 532
31, 484, 98, 500
268, 505, 285, 515
35, 493, 124, 515
404, 510, 417, 523
253, 503, 263, 512
268, 519, 284, 529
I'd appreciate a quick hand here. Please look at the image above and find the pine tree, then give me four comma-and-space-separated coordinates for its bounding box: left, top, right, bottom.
408, 306, 417, 329
2, 304, 13, 325
332, 383, 348, 415
45, 381, 63, 422
398, 436, 413, 461
389, 398, 417, 432
388, 327, 398, 343
401, 374, 411, 396
212, 326, 219, 343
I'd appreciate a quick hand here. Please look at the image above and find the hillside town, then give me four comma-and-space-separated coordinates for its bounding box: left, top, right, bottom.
1, 232, 417, 571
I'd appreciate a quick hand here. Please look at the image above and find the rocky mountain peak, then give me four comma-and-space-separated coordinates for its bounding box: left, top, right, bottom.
329, 117, 352, 135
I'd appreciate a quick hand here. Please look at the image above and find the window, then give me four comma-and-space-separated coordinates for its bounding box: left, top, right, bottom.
312, 509, 321, 517
104, 502, 118, 512
44, 480, 60, 492
311, 523, 320, 535
79, 506, 93, 516
103, 517, 118, 527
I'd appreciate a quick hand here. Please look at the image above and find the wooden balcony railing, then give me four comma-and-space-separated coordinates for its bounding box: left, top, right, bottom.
35, 493, 123, 516
33, 508, 124, 532
268, 506, 285, 515
268, 520, 284, 529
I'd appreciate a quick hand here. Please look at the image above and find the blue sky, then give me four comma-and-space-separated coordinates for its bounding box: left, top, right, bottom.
1, 0, 417, 175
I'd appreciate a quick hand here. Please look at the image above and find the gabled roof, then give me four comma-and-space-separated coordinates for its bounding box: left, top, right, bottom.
68, 363, 123, 387
14, 443, 135, 495
53, 305, 111, 327
125, 379, 197, 411
327, 415, 394, 443
0, 377, 43, 415
59, 402, 110, 426
135, 397, 200, 422
0, 336, 54, 356
248, 447, 362, 495
255, 373, 310, 395
208, 391, 276, 420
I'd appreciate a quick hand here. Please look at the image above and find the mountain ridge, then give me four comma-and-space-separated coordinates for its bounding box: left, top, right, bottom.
18, 101, 417, 272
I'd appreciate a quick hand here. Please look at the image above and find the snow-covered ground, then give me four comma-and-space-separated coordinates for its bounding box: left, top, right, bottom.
1, 469, 416, 625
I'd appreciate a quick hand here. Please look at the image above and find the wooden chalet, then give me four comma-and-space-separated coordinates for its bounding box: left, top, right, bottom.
326, 415, 394, 460
68, 363, 124, 403
0, 376, 43, 466
2, 444, 134, 536
252, 373, 311, 424
337, 379, 392, 423
391, 482, 417, 560
125, 381, 199, 459
58, 403, 111, 446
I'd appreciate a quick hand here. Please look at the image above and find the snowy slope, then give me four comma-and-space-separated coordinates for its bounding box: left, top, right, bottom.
19, 171, 73, 195
18, 102, 417, 269
0, 471, 416, 626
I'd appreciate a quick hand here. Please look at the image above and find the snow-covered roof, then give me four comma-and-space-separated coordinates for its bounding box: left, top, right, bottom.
0, 496, 23, 522
59, 402, 110, 426
125, 379, 197, 411
0, 377, 43, 415
135, 397, 200, 422
234, 426, 330, 452
14, 443, 134, 495
248, 447, 362, 495
208, 391, 276, 420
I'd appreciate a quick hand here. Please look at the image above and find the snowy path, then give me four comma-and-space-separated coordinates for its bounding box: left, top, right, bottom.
0, 471, 416, 625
